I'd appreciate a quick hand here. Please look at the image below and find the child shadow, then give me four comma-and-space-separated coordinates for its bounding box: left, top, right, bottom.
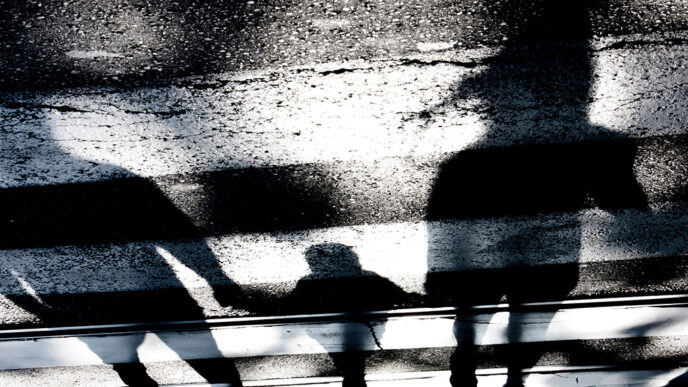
421, 1, 648, 386
291, 244, 412, 386
234, 243, 413, 387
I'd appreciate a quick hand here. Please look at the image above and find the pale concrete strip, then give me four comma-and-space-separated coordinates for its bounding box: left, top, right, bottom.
1, 204, 687, 298
1, 31, 687, 187
237, 367, 688, 387
2, 366, 683, 387
1, 302, 688, 370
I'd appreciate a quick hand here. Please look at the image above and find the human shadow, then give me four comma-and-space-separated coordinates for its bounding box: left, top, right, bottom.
0, 83, 348, 386
236, 243, 412, 386
0, 118, 244, 385
0, 4, 257, 385
0, 0, 317, 383
422, 1, 648, 385
293, 244, 414, 386
296, 244, 413, 386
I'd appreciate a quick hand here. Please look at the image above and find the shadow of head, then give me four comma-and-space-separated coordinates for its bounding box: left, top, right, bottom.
305, 243, 363, 278
409, 1, 616, 150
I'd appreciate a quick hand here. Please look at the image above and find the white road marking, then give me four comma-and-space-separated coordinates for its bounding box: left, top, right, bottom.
416, 42, 455, 52
0, 204, 686, 299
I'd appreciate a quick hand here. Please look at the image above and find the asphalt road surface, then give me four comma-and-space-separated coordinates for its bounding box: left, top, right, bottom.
2, 0, 688, 385
1, 0, 687, 88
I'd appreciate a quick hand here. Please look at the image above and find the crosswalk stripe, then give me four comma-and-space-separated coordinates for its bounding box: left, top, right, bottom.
2, 204, 688, 296
3, 134, 688, 251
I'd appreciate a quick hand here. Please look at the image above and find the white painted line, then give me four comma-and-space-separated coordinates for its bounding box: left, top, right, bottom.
2, 204, 688, 299
416, 42, 456, 52
1, 303, 687, 371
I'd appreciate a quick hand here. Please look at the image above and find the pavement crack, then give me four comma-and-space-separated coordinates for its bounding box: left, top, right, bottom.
173, 79, 234, 90
365, 321, 383, 350
121, 108, 188, 117
173, 75, 279, 89
2, 102, 90, 113
596, 37, 688, 51
319, 67, 359, 76
400, 58, 480, 68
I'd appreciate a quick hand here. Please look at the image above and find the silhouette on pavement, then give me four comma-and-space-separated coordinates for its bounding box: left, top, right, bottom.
423, 1, 648, 385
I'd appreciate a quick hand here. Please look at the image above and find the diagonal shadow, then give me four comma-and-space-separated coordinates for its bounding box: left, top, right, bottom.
0, 1, 297, 385
1, 119, 244, 385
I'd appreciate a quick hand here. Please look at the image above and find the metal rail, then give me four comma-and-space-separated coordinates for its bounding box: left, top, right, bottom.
2, 293, 687, 340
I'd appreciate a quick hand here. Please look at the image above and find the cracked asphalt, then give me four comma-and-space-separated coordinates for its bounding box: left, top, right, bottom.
2, 0, 688, 382
0, 0, 687, 320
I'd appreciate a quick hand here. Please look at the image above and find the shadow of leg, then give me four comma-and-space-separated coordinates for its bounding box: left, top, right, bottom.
330, 319, 372, 387
503, 267, 578, 387
186, 358, 243, 386
450, 309, 479, 387
331, 351, 367, 387
82, 333, 156, 387
112, 363, 159, 387
504, 307, 527, 387
167, 330, 243, 386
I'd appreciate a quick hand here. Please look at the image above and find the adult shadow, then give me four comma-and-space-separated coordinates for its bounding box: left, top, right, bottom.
422, 1, 648, 385
0, 125, 244, 386
0, 0, 303, 384
0, 11, 246, 387
0, 85, 245, 385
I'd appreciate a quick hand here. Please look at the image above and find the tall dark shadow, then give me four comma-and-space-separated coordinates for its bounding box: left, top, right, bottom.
423, 1, 648, 386
0, 124, 244, 386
